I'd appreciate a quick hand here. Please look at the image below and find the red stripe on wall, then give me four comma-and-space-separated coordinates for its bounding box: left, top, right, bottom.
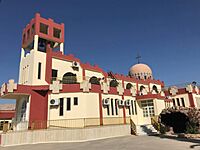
45, 44, 52, 84
99, 93, 103, 125
29, 90, 49, 129
188, 93, 195, 107
122, 95, 126, 124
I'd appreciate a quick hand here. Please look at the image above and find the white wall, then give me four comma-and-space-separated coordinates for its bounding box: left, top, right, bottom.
52, 58, 83, 82
149, 83, 161, 93
85, 70, 104, 80
171, 94, 190, 107
19, 49, 48, 85
101, 94, 123, 118
1, 125, 130, 147
48, 92, 99, 120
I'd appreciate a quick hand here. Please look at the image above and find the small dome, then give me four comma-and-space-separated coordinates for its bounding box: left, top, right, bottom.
129, 63, 153, 80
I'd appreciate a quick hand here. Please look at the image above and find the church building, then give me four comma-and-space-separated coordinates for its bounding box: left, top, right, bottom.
0, 13, 199, 132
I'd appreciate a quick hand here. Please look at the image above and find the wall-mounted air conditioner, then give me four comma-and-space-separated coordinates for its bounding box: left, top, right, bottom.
49, 99, 60, 106
72, 61, 80, 68
125, 99, 131, 107
103, 98, 110, 106
117, 99, 124, 106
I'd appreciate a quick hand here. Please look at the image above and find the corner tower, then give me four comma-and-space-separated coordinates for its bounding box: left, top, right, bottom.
19, 13, 65, 85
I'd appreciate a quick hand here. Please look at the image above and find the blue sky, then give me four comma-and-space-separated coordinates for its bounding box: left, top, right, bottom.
0, 0, 200, 103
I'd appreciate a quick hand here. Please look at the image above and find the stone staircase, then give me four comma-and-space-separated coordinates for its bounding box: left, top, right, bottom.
136, 124, 158, 135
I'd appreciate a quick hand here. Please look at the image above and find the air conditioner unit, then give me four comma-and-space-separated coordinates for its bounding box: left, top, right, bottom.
50, 99, 60, 106
125, 100, 131, 107
117, 99, 124, 106
72, 61, 79, 68
166, 96, 172, 99
103, 98, 110, 106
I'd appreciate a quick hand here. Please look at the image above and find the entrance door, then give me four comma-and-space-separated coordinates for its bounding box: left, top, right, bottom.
141, 100, 155, 124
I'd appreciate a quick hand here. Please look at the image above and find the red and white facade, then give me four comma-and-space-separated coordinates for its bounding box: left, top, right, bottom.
164, 84, 200, 108
1, 13, 199, 131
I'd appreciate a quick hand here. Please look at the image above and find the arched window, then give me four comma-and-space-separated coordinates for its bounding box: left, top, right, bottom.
152, 85, 158, 93
110, 79, 119, 87
89, 76, 100, 85
62, 72, 77, 84
126, 83, 133, 89
140, 85, 145, 92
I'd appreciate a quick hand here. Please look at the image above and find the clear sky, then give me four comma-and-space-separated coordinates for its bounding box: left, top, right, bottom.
0, 0, 200, 103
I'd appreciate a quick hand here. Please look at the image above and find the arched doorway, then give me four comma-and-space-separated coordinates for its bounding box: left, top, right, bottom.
62, 72, 77, 84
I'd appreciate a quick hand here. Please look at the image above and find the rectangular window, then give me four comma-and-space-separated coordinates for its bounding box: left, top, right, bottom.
74, 97, 78, 105
177, 98, 180, 106
131, 100, 134, 115
40, 23, 48, 34
115, 99, 118, 115
107, 105, 110, 116
53, 28, 61, 39
111, 99, 114, 115
52, 69, 58, 81
27, 29, 30, 38
172, 98, 176, 106
128, 107, 131, 115
59, 98, 64, 116
23, 34, 26, 43
38, 62, 41, 79
31, 24, 35, 34
134, 101, 137, 115
67, 98, 71, 111
181, 98, 185, 107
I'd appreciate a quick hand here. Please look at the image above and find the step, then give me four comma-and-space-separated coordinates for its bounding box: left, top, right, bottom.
136, 124, 158, 135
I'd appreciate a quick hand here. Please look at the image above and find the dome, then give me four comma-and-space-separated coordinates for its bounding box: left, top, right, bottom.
129, 63, 153, 80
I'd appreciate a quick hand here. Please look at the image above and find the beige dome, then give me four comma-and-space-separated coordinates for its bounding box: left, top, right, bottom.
129, 63, 153, 80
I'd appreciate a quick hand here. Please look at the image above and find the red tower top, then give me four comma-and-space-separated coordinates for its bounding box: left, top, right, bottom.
22, 13, 65, 49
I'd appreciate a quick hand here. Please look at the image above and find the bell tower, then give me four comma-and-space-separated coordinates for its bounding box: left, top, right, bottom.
22, 13, 64, 53
19, 13, 65, 85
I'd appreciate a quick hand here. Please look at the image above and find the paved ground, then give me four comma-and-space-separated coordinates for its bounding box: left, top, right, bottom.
1, 135, 200, 150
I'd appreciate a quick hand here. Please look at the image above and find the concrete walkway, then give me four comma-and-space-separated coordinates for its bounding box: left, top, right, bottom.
1, 135, 200, 150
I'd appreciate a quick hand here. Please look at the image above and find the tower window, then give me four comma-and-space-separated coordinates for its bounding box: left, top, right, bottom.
40, 23, 48, 34
38, 62, 41, 79
38, 38, 47, 52
27, 29, 30, 38
53, 28, 61, 39
31, 24, 35, 34
52, 69, 58, 81
23, 34, 26, 43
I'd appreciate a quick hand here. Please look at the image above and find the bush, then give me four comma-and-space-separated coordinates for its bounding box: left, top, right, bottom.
186, 121, 199, 134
